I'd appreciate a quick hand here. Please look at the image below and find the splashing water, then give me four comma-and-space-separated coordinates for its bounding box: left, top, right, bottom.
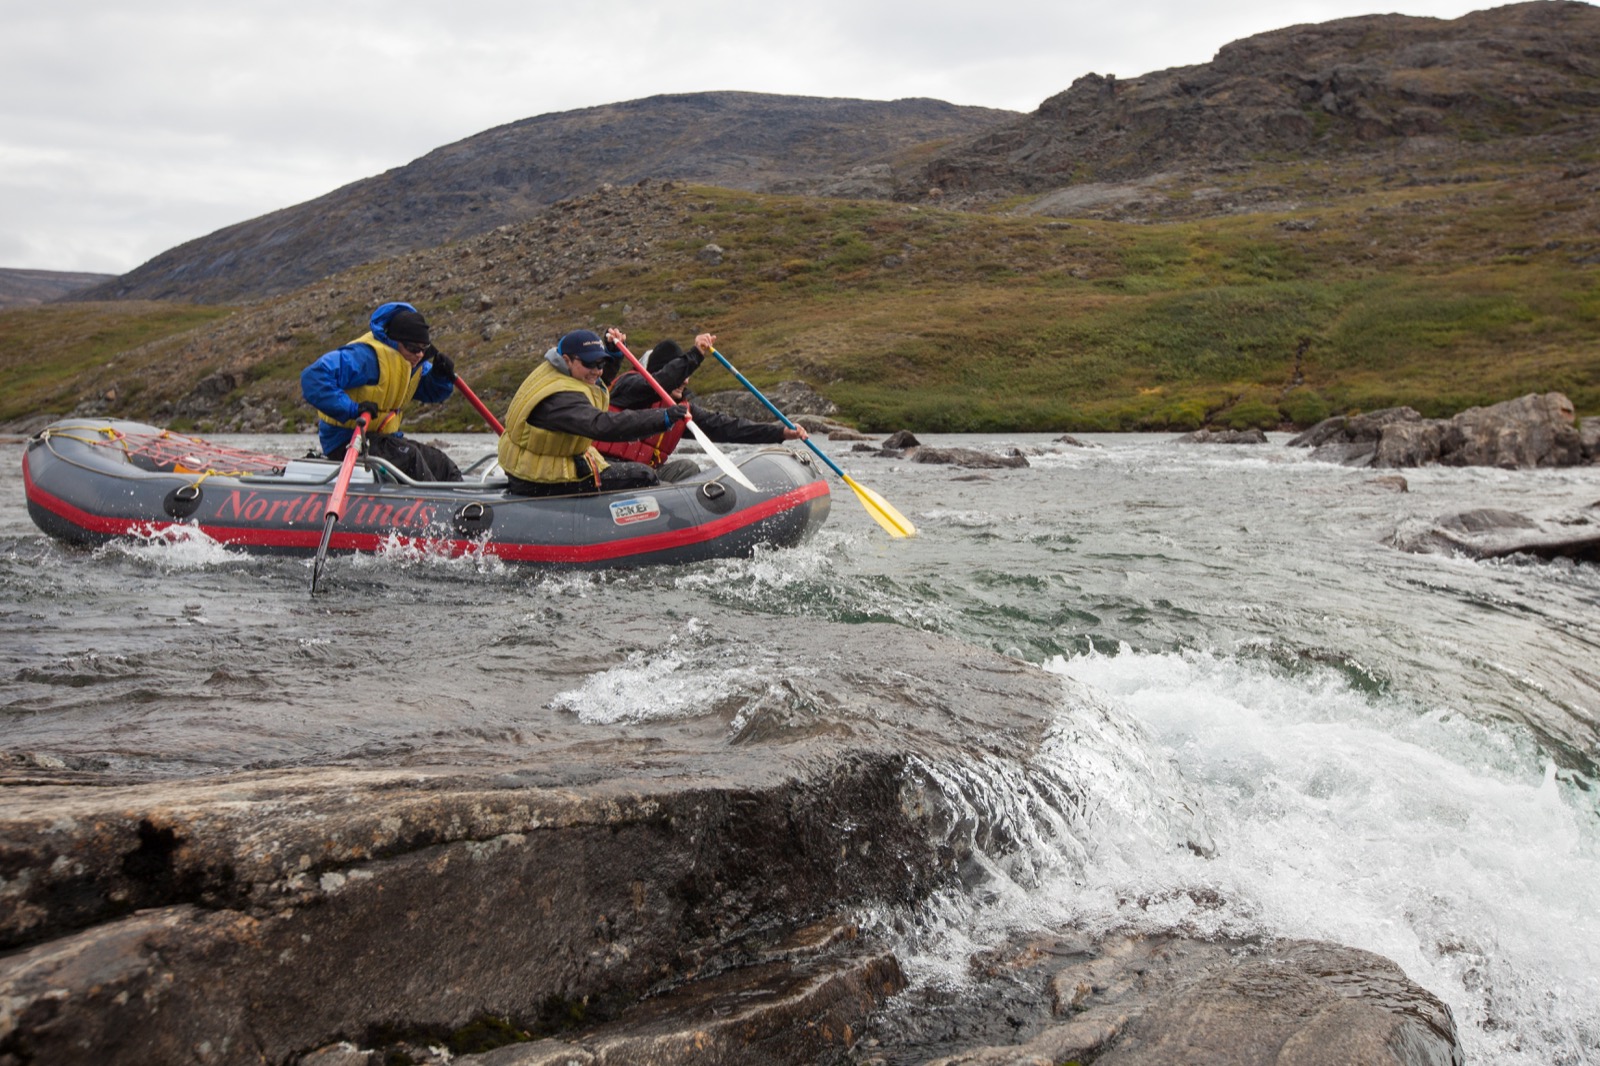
870, 644, 1600, 1065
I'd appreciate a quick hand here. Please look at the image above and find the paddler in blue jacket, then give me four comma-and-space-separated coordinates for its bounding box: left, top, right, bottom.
300, 302, 463, 482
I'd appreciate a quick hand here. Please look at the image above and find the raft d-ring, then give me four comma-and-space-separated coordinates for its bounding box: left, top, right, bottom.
453, 501, 493, 536
697, 479, 736, 515
163, 482, 204, 519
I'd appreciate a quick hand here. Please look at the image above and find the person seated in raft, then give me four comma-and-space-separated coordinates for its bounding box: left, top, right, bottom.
595, 331, 809, 483
300, 302, 463, 482
496, 328, 690, 498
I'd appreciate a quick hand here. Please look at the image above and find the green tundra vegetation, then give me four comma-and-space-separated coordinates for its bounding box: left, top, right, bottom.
2, 150, 1596, 434
0, 302, 232, 428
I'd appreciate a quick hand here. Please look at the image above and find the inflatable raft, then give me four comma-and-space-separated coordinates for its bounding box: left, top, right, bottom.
22, 419, 831, 568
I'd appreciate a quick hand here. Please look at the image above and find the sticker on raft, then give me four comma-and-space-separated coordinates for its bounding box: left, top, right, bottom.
609, 496, 661, 526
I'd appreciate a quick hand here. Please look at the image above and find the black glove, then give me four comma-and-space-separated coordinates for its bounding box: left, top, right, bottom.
355, 401, 380, 421
664, 404, 690, 426
425, 346, 455, 383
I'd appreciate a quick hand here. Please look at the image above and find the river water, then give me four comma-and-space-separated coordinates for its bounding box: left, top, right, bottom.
3, 431, 1598, 1063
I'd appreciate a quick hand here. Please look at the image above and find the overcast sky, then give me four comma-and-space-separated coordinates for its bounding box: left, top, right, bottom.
3, 0, 1502, 276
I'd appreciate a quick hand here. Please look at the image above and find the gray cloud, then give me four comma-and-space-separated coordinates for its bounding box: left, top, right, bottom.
1, 0, 1491, 274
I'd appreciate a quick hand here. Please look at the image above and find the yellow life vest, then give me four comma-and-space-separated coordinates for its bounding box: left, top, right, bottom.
316, 332, 421, 437
497, 361, 612, 483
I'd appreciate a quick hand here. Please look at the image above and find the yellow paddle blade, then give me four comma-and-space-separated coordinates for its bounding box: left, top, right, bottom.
842, 474, 916, 538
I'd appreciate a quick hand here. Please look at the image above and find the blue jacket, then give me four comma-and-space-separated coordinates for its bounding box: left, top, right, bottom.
300, 302, 454, 454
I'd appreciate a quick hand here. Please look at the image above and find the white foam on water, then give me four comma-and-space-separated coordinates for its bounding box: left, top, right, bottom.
93, 523, 257, 570
549, 622, 777, 727
1039, 646, 1600, 1066
343, 531, 509, 576
679, 535, 963, 633
873, 672, 1213, 989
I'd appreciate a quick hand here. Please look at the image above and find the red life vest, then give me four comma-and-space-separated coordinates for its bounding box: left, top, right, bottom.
595, 397, 688, 467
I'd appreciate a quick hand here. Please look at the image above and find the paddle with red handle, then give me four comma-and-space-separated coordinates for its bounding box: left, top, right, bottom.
610, 338, 756, 491
310, 411, 371, 595
452, 374, 504, 436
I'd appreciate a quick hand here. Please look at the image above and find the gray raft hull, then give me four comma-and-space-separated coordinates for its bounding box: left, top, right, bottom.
24, 420, 831, 569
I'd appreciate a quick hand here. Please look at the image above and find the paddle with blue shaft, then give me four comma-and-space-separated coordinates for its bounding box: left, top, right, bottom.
611, 339, 757, 491
310, 410, 372, 595
709, 347, 916, 538
452, 374, 504, 435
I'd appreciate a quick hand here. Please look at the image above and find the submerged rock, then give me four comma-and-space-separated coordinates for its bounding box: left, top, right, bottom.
1174, 428, 1268, 444
909, 446, 1030, 469
1389, 503, 1600, 562
872, 430, 1030, 469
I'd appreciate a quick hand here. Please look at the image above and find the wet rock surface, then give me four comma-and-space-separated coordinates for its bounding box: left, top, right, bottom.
1175, 428, 1268, 445
849, 431, 1030, 470
1389, 502, 1600, 562
863, 933, 1460, 1066
0, 622, 1460, 1065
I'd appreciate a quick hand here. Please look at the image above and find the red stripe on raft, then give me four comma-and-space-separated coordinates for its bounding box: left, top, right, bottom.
486, 481, 829, 563
25, 455, 828, 564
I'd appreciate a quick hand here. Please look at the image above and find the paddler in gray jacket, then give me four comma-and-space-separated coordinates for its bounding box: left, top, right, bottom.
496, 329, 688, 497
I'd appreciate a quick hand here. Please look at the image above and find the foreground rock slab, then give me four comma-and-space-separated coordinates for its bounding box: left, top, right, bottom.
0, 622, 1461, 1065
0, 627, 1051, 1066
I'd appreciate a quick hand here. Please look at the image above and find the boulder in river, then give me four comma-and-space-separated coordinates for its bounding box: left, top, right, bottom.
1292, 393, 1593, 469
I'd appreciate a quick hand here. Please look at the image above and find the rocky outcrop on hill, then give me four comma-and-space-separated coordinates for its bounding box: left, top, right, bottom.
695, 380, 839, 423
69, 93, 1012, 306
1289, 392, 1596, 468
900, 1, 1600, 208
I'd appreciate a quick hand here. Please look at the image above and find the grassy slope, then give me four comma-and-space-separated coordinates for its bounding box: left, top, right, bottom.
571, 159, 1599, 431
0, 302, 233, 426
3, 150, 1596, 433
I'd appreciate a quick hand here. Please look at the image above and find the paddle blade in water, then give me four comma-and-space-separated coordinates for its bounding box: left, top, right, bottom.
687, 420, 757, 491
843, 474, 916, 538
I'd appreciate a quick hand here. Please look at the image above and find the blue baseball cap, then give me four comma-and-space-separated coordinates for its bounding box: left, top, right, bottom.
557, 330, 610, 366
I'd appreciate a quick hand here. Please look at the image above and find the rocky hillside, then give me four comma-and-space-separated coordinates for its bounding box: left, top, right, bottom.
68, 93, 1013, 306
60, 3, 1600, 305
0, 268, 115, 310
898, 0, 1600, 209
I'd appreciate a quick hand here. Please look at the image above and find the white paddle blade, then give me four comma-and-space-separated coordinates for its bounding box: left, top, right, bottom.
687, 420, 757, 490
